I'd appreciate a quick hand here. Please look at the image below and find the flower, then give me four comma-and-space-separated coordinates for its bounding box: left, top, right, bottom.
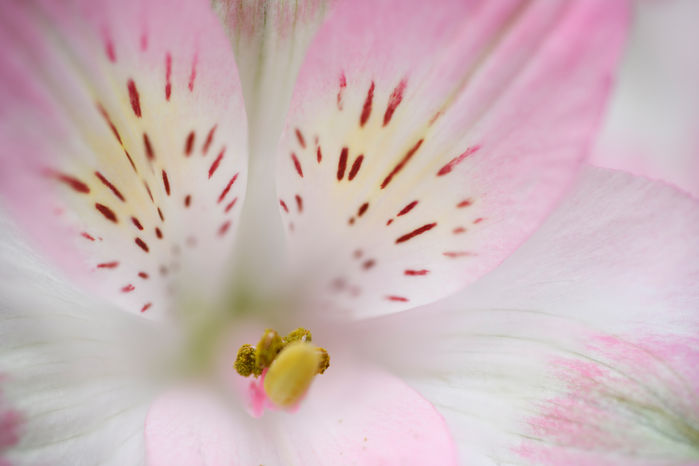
1, 0, 698, 465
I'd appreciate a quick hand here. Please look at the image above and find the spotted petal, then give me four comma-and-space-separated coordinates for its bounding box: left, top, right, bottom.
274, 0, 630, 318
0, 0, 248, 317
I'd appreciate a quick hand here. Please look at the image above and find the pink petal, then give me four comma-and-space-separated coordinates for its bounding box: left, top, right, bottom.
146, 365, 457, 465
0, 0, 248, 317
275, 0, 630, 318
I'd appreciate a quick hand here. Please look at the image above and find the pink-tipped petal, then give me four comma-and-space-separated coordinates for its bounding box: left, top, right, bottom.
276, 0, 630, 318
0, 0, 248, 317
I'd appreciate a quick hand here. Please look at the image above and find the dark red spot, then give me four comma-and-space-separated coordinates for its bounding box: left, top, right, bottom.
437, 145, 481, 176
97, 104, 123, 144
105, 40, 116, 63
138, 272, 149, 279
157, 207, 165, 222
131, 216, 144, 230
188, 54, 198, 91
155, 227, 163, 239
453, 227, 467, 234
358, 202, 369, 217
141, 302, 152, 313
291, 153, 304, 178
397, 200, 418, 216
208, 148, 225, 178
280, 199, 289, 213
473, 217, 484, 224
97, 261, 119, 269
184, 194, 192, 208
121, 284, 135, 293
53, 172, 90, 194
165, 53, 172, 100
337, 72, 347, 110
161, 170, 171, 196
386, 219, 394, 226
348, 217, 355, 225
457, 199, 473, 208
202, 125, 217, 155
395, 222, 437, 244
127, 79, 142, 118
123, 149, 137, 173
317, 146, 323, 163
95, 203, 118, 223
144, 182, 154, 202
81, 232, 96, 241
443, 251, 475, 258
405, 269, 429, 276
295, 128, 306, 148
381, 139, 424, 189
135, 237, 150, 252
384, 79, 407, 126
224, 197, 238, 213
184, 131, 195, 156
337, 147, 348, 180
359, 81, 375, 127
295, 195, 303, 213
348, 155, 364, 181
218, 220, 231, 236
362, 259, 375, 270
386, 295, 409, 302
217, 173, 239, 203
143, 133, 155, 161
95, 171, 125, 201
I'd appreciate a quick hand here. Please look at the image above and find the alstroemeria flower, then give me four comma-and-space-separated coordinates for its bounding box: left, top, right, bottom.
1, 0, 697, 465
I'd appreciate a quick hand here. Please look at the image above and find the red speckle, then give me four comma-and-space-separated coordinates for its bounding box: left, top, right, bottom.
348, 155, 364, 181
224, 197, 238, 213
81, 232, 96, 241
405, 269, 429, 276
184, 131, 195, 156
105, 39, 116, 63
359, 81, 375, 127
437, 145, 480, 176
121, 284, 135, 293
348, 217, 356, 225
295, 195, 303, 213
381, 139, 424, 189
188, 53, 198, 91
317, 146, 323, 163
52, 172, 90, 194
218, 220, 231, 236
457, 199, 473, 208
141, 302, 152, 313
357, 202, 369, 217
208, 148, 225, 178
453, 227, 467, 234
291, 153, 304, 178
443, 251, 475, 258
161, 170, 171, 196
353, 249, 363, 259
395, 222, 437, 244
97, 261, 119, 269
217, 173, 239, 203
279, 199, 289, 213
386, 295, 409, 302
295, 128, 306, 148
362, 259, 376, 270
97, 103, 123, 144
397, 200, 418, 216
184, 194, 192, 208
95, 171, 125, 201
473, 217, 484, 224
135, 237, 150, 252
155, 227, 163, 239
386, 219, 394, 226
138, 272, 149, 279
337, 72, 347, 110
143, 133, 155, 160
157, 207, 165, 222
159, 265, 169, 276
127, 79, 142, 118
202, 125, 216, 155
337, 147, 348, 180
165, 53, 172, 100
131, 216, 144, 230
95, 203, 118, 223
384, 79, 407, 126
144, 182, 154, 202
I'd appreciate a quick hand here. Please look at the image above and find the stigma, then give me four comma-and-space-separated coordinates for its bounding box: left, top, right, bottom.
234, 328, 330, 409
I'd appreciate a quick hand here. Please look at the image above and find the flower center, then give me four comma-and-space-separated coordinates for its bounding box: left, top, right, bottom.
234, 328, 330, 408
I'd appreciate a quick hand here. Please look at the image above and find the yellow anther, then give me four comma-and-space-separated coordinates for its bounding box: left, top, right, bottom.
263, 341, 320, 407
316, 347, 330, 374
284, 327, 312, 344
255, 328, 283, 369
